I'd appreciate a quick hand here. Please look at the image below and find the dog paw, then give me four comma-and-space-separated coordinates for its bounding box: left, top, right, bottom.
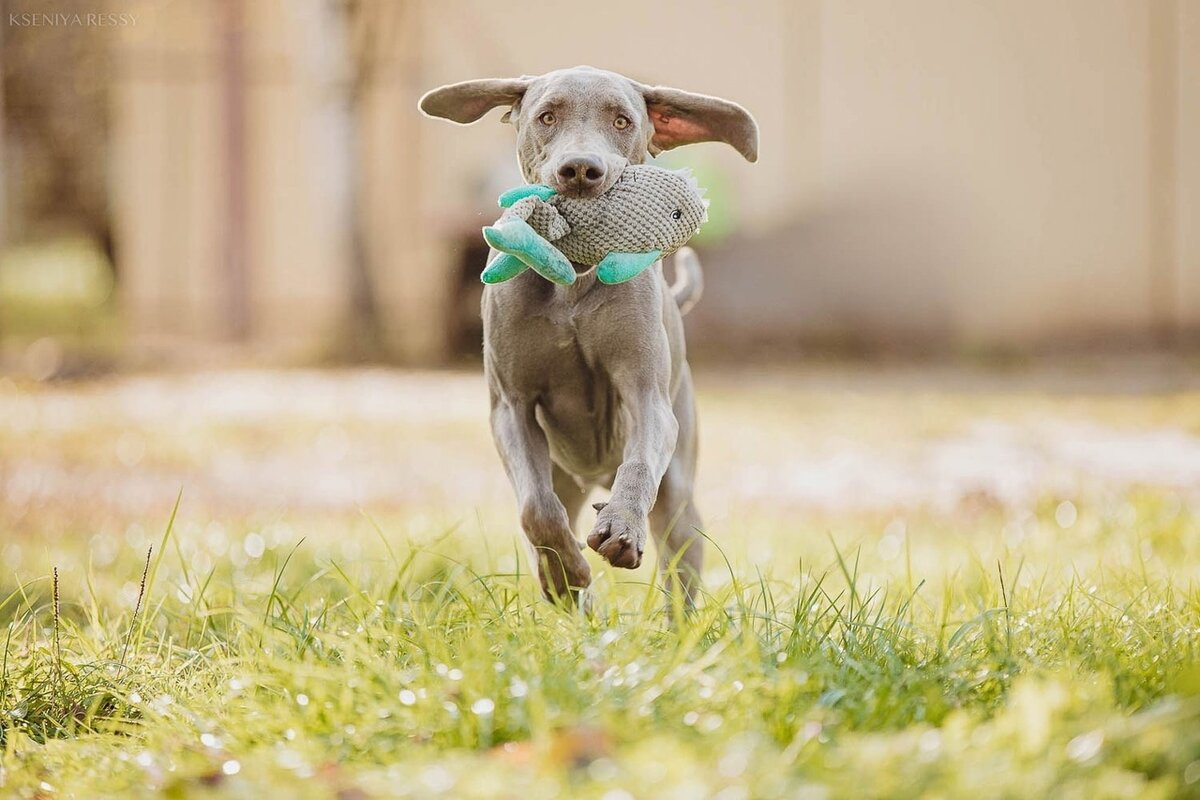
587, 502, 644, 569
536, 547, 592, 606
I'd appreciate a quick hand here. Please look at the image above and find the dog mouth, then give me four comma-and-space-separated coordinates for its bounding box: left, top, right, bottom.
552, 182, 608, 199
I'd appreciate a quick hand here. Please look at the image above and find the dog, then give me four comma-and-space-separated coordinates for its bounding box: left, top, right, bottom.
419, 66, 758, 605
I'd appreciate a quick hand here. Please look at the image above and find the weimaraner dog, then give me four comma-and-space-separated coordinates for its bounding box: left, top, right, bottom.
419, 66, 758, 605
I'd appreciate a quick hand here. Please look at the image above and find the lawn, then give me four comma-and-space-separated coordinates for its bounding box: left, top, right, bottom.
2, 364, 1200, 798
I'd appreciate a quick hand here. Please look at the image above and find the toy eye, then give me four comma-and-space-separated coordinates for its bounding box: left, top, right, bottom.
614, 116, 630, 130
671, 209, 683, 220
539, 112, 556, 126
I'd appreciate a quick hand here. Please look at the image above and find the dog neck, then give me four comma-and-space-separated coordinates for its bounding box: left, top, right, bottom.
562, 263, 599, 302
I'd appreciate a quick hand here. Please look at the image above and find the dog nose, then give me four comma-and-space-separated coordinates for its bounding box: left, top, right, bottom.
556, 156, 606, 192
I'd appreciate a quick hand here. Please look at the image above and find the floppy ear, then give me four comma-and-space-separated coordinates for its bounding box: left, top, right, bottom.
418, 77, 533, 125
634, 84, 759, 162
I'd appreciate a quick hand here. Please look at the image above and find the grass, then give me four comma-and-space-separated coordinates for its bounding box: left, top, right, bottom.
3, 367, 1200, 797
2, 493, 1199, 798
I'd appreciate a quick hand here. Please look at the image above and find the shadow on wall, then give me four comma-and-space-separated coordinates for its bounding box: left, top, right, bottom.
686, 176, 972, 358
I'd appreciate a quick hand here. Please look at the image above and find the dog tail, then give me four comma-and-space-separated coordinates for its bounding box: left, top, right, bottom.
670, 246, 704, 316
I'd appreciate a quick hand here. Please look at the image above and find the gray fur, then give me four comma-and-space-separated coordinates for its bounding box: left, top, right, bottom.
419, 66, 758, 605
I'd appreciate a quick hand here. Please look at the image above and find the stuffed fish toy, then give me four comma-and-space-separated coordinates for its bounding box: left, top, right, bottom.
481, 165, 708, 286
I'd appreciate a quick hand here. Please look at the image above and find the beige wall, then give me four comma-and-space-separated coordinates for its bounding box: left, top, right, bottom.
820, 0, 1161, 343
690, 0, 1200, 349
114, 0, 450, 360
113, 0, 346, 352
112, 0, 1200, 358
1179, 0, 1200, 331
112, 0, 220, 342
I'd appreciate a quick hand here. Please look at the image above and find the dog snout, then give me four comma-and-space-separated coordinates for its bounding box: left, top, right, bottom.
555, 155, 606, 195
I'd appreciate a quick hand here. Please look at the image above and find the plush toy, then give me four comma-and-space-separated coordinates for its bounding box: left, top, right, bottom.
481, 165, 708, 286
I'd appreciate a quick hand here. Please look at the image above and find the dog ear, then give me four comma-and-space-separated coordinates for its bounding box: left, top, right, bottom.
418, 77, 533, 125
633, 83, 759, 163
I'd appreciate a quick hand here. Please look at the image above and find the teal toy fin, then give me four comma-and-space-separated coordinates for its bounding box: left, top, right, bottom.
498, 184, 557, 208
596, 250, 662, 284
482, 219, 576, 285
480, 252, 528, 284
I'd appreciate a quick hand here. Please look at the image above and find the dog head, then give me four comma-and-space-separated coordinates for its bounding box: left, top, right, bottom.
419, 66, 758, 199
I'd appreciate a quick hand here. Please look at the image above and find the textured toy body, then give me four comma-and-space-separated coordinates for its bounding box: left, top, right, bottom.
482, 165, 707, 285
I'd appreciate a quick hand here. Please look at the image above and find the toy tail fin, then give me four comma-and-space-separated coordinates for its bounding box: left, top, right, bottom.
670, 247, 704, 316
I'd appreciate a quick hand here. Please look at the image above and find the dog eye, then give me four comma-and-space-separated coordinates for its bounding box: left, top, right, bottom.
539, 111, 556, 126
614, 115, 630, 130
671, 209, 683, 220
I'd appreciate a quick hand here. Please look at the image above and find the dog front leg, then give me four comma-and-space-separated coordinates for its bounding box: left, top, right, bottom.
490, 397, 591, 603
588, 376, 679, 570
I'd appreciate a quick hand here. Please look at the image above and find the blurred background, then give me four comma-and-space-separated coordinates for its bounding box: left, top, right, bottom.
2, 0, 1198, 370
3, 0, 1200, 564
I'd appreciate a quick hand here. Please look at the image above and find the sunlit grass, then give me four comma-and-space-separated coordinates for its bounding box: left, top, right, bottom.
2, 491, 1200, 799
4, 369, 1200, 796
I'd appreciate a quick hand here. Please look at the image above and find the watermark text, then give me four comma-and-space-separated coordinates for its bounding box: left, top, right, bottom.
8, 12, 137, 27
